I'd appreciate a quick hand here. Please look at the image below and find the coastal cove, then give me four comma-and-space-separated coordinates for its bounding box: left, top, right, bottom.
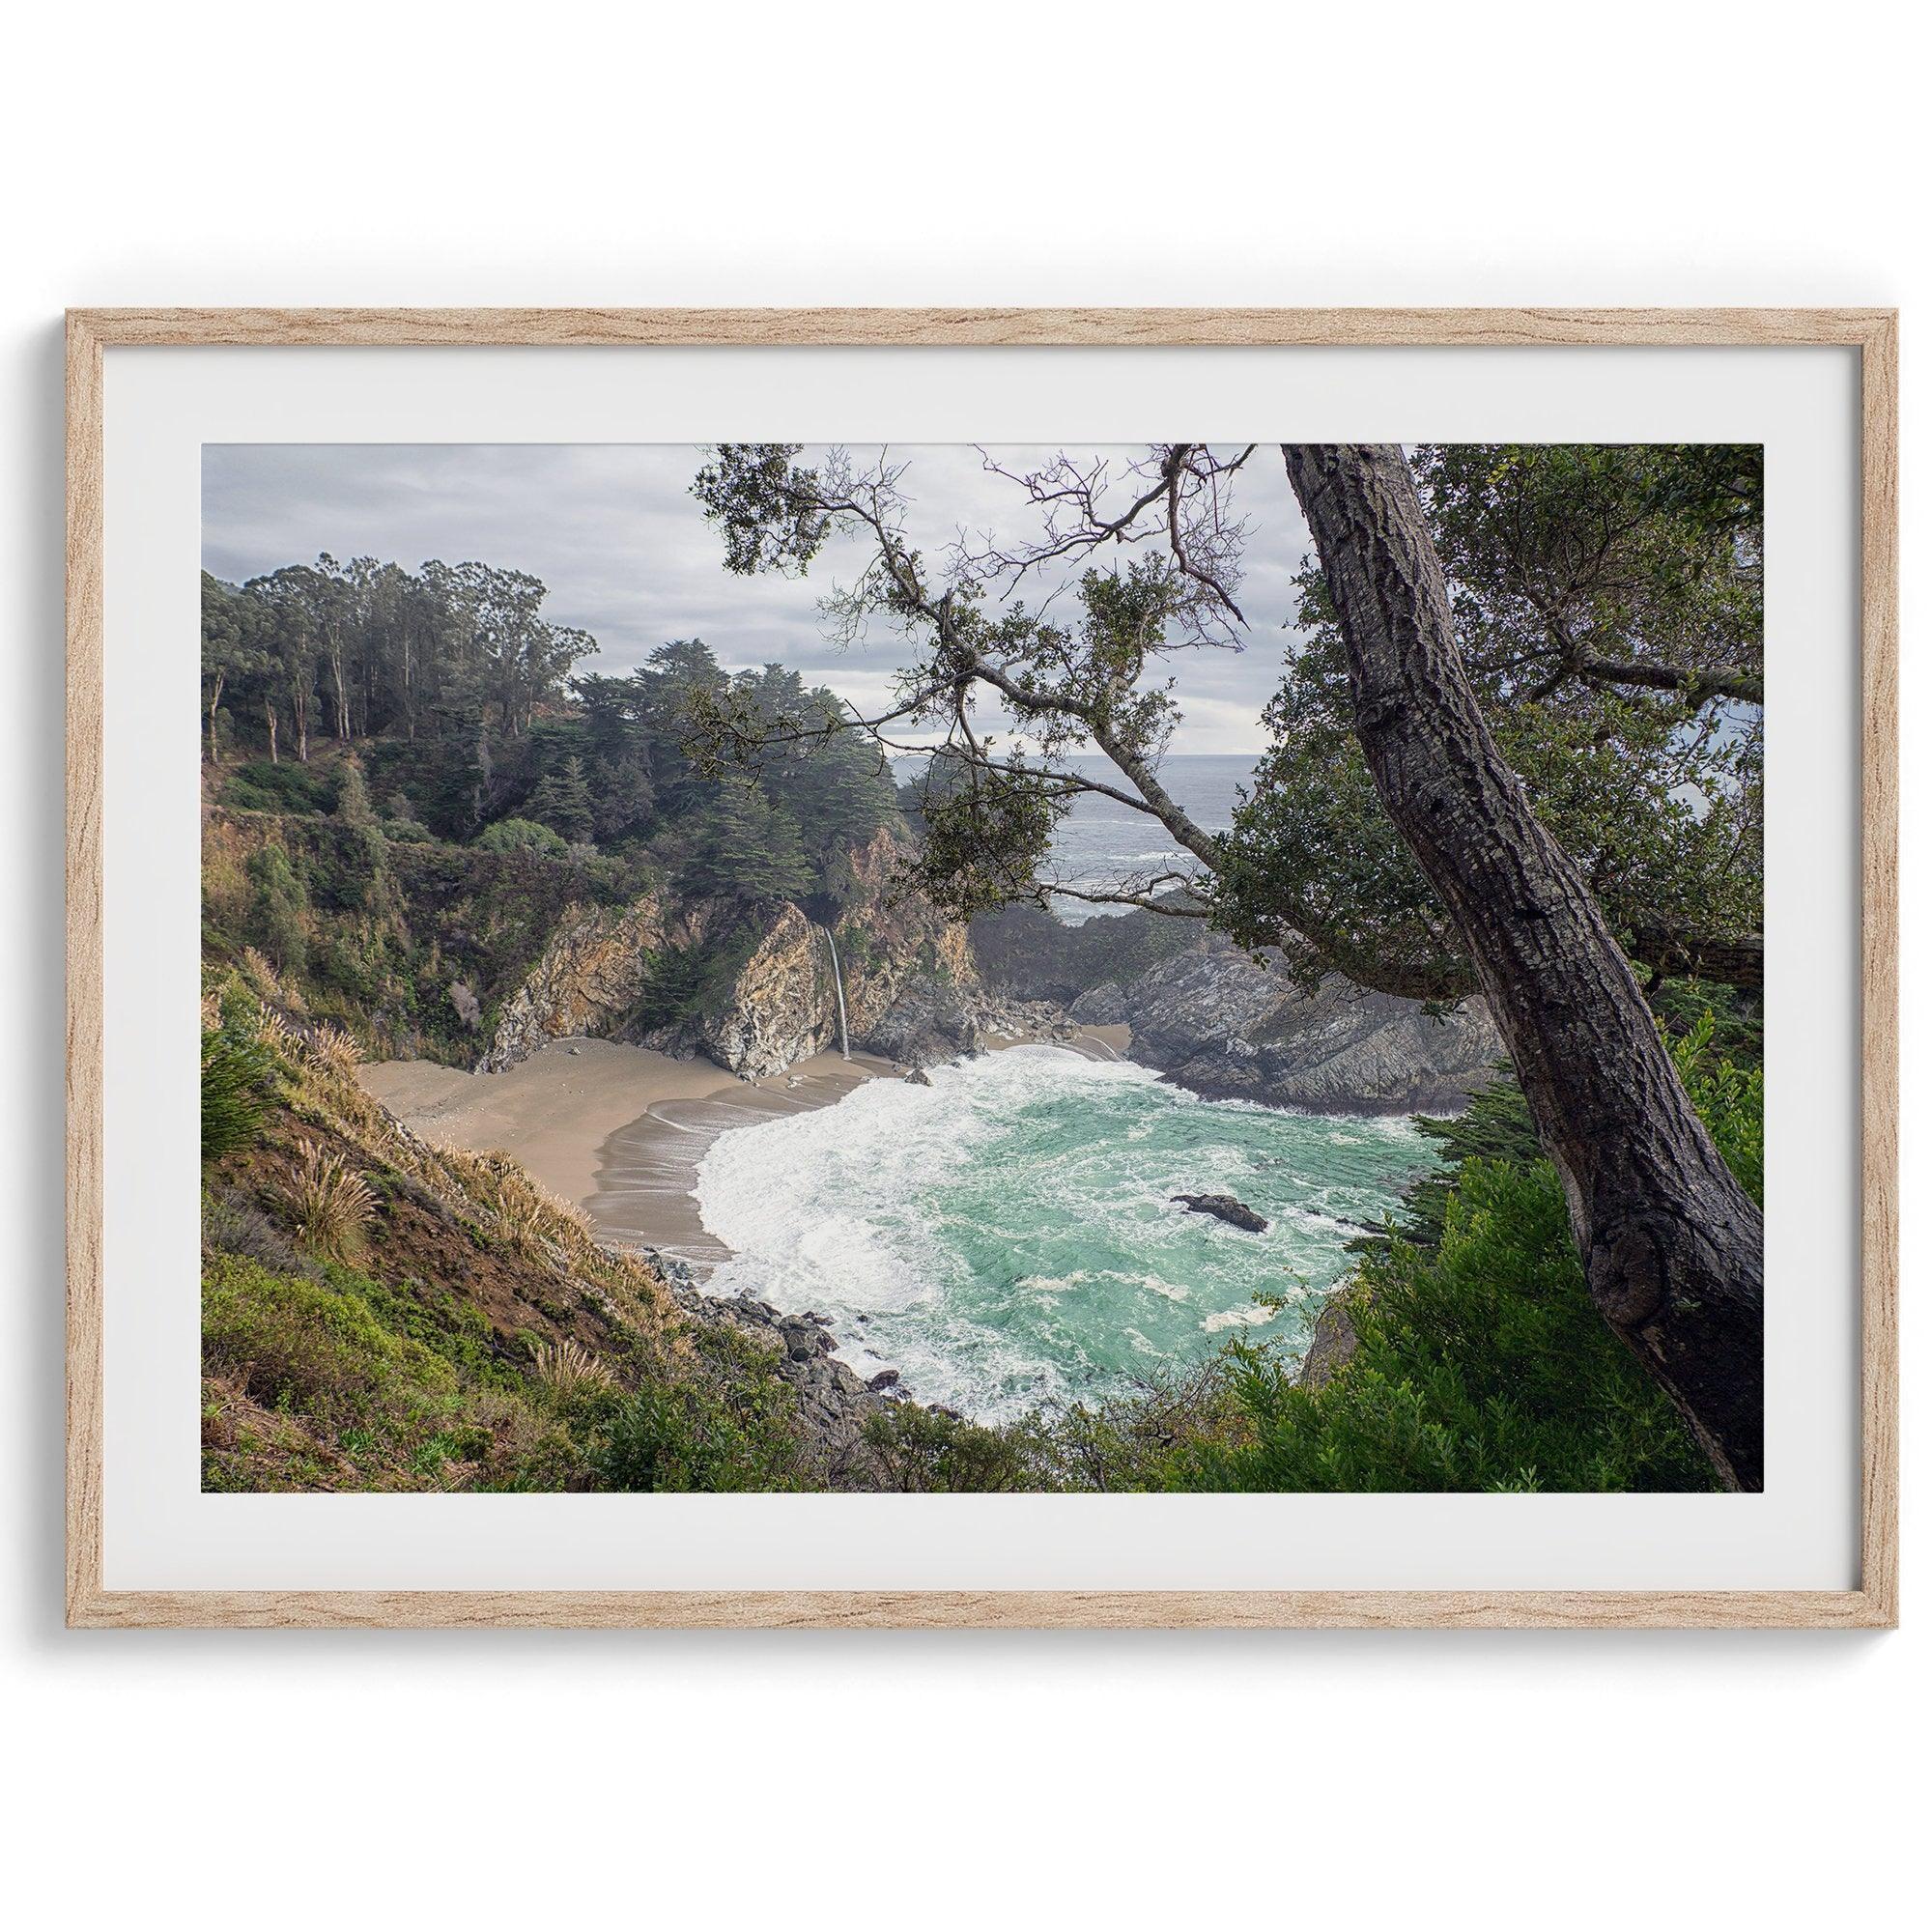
361, 1029, 1437, 1423
194, 436, 1764, 1501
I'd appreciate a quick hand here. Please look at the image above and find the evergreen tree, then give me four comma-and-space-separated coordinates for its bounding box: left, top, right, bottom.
682, 778, 812, 904
774, 728, 899, 863
244, 843, 308, 976
525, 754, 595, 845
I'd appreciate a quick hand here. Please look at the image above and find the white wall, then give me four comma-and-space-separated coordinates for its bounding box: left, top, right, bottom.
3, 4, 1921, 1923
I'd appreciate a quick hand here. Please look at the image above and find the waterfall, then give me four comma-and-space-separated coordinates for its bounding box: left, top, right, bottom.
821, 925, 851, 1059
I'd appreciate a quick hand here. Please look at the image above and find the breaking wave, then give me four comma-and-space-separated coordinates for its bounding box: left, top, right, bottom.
694, 1044, 1433, 1422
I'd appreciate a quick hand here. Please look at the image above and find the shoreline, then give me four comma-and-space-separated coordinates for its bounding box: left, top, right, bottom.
357, 1026, 1132, 1266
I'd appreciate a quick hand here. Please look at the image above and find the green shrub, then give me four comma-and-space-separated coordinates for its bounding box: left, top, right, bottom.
244, 842, 309, 976
201, 1025, 271, 1162
861, 1403, 1037, 1492
475, 817, 569, 858
221, 760, 339, 815
594, 1383, 799, 1492
593, 1332, 802, 1492
202, 1252, 455, 1424
1173, 1157, 1719, 1492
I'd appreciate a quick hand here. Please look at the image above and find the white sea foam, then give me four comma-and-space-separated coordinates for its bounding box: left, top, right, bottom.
692, 1041, 1430, 1420
1201, 1305, 1277, 1333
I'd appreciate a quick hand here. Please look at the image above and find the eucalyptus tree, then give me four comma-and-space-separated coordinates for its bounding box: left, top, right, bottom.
200, 570, 257, 765
691, 440, 1766, 1487
242, 563, 326, 762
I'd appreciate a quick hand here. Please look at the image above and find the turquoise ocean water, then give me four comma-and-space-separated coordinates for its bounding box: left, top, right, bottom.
695, 1045, 1435, 1422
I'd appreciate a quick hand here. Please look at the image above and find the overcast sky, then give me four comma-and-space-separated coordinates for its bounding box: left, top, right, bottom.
202, 444, 1320, 753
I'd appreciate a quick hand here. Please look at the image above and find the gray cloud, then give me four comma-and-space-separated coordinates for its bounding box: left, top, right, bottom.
202, 443, 1315, 753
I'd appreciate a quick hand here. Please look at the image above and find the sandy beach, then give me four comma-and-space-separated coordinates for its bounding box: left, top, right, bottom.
359, 1026, 1130, 1269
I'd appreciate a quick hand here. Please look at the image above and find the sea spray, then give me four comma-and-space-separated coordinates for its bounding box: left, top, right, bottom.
694, 1044, 1435, 1422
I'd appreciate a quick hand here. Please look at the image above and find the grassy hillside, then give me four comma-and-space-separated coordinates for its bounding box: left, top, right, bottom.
200, 973, 810, 1492
202, 777, 657, 1066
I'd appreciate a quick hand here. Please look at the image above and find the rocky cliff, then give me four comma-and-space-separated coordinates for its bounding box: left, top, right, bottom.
693, 903, 846, 1077
858, 977, 1076, 1067
1099, 932, 1503, 1114
480, 893, 671, 1072
481, 825, 981, 1081
647, 1249, 895, 1487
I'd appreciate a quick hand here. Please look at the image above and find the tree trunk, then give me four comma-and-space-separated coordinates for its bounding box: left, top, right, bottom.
1282, 444, 1764, 1491
207, 670, 224, 767
265, 698, 279, 765
328, 640, 352, 742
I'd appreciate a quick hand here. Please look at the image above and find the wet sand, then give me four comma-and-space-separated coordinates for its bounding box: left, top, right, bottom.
583, 1048, 897, 1268
360, 1024, 1131, 1269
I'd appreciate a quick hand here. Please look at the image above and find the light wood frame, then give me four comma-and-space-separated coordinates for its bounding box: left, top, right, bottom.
65, 307, 1899, 1630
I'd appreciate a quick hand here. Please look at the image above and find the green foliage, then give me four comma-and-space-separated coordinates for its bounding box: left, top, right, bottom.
1172, 1159, 1719, 1493
904, 756, 1057, 919
593, 1370, 802, 1492
222, 759, 339, 815
692, 443, 828, 576
244, 841, 309, 975
205, 553, 596, 767
1383, 1074, 1539, 1251
1653, 977, 1764, 1069
762, 724, 900, 873
1668, 1009, 1763, 1204
474, 816, 569, 858
201, 1024, 272, 1162
196, 1025, 813, 1495
333, 757, 377, 829
203, 1251, 456, 1425
625, 947, 708, 1034
208, 617, 912, 1065
679, 776, 813, 904
204, 810, 654, 1064
861, 1402, 1037, 1492
524, 753, 595, 845
1163, 1027, 1762, 1495
1215, 442, 1763, 997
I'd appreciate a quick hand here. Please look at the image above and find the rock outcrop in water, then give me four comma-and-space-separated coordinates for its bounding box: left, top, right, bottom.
1172, 1192, 1270, 1233
1106, 931, 1503, 1114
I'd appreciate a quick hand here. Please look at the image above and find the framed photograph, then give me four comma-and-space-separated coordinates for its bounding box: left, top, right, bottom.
66, 308, 1896, 1629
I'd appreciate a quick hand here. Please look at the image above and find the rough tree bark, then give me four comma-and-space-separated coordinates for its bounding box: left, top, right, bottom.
1282, 444, 1764, 1491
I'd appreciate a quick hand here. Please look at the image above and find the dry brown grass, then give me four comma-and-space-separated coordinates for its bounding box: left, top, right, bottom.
253, 1006, 303, 1061
286, 1144, 377, 1263
529, 1336, 616, 1395
426, 1146, 674, 1337
240, 945, 305, 1012
308, 1024, 362, 1079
